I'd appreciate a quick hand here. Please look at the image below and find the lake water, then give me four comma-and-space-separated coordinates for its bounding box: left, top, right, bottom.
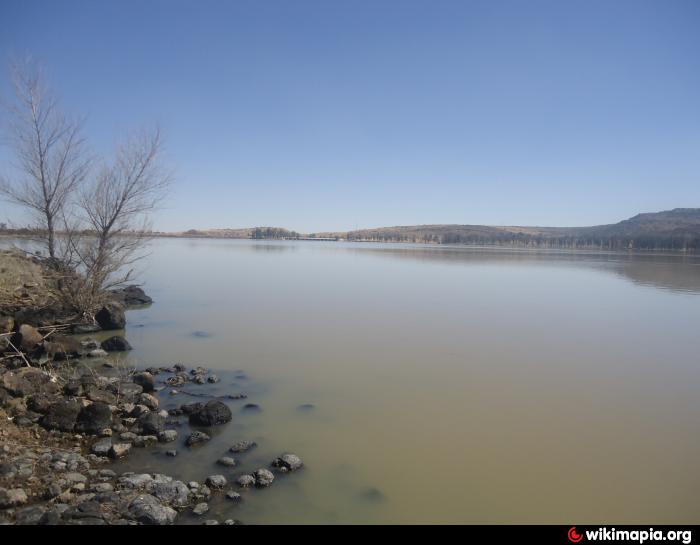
9, 237, 700, 523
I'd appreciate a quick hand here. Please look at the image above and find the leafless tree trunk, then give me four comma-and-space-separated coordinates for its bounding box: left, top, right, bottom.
0, 58, 91, 261
72, 127, 171, 309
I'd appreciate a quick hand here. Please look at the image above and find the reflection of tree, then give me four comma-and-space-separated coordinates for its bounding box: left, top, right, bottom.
344, 245, 700, 295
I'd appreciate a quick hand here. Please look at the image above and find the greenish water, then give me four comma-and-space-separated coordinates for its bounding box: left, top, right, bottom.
8, 238, 700, 523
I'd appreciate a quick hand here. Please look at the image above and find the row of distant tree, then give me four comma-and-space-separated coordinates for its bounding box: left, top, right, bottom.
343, 230, 700, 251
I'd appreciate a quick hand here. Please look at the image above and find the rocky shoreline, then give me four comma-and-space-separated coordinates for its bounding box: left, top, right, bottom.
0, 282, 303, 525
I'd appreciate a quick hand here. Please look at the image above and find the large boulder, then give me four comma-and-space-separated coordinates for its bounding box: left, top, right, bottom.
76, 402, 113, 434
95, 302, 126, 330
101, 336, 132, 352
110, 285, 153, 307
40, 399, 81, 432
188, 400, 232, 427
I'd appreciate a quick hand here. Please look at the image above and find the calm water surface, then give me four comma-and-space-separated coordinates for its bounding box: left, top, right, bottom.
15, 238, 700, 524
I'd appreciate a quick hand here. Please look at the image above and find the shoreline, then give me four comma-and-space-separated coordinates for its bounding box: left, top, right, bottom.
0, 256, 303, 525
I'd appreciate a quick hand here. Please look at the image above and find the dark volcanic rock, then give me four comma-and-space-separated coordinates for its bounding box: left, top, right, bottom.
253, 468, 275, 488
138, 412, 166, 435
101, 335, 132, 351
26, 393, 56, 414
188, 400, 232, 426
185, 431, 211, 447
40, 399, 81, 431
229, 440, 257, 454
110, 285, 152, 307
76, 402, 113, 434
95, 301, 126, 330
271, 453, 304, 472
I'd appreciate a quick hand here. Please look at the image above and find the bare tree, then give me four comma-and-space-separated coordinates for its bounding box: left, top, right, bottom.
70, 127, 171, 312
0, 58, 91, 260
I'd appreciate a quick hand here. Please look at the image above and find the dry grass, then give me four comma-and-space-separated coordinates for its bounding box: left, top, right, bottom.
0, 250, 46, 305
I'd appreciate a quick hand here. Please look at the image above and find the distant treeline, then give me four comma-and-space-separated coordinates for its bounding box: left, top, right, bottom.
343, 229, 700, 251
7, 209, 699, 251
251, 227, 300, 239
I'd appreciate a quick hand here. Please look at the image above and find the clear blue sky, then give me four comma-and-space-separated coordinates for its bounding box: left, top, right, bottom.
1, 0, 699, 232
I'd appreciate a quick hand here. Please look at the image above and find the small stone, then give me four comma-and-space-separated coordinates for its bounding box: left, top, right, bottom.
165, 450, 178, 457
236, 475, 255, 488
225, 490, 241, 502
128, 494, 177, 525
139, 393, 160, 410
108, 443, 131, 459
192, 502, 209, 516
91, 438, 112, 456
185, 431, 211, 447
229, 440, 257, 453
253, 468, 274, 488
133, 435, 158, 448
216, 457, 236, 467
271, 453, 304, 471
0, 488, 28, 508
158, 429, 178, 443
205, 475, 227, 489
88, 349, 109, 358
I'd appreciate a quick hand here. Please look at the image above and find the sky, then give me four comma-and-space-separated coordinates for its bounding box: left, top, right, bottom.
0, 0, 699, 232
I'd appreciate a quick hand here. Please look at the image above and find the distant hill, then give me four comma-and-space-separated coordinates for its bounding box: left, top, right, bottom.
151, 209, 700, 251
334, 209, 700, 250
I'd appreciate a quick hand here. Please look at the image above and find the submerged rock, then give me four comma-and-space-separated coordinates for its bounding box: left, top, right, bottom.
229, 440, 257, 454
216, 457, 236, 467
205, 475, 227, 489
185, 431, 211, 447
235, 475, 255, 488
188, 400, 232, 426
101, 336, 132, 352
253, 469, 275, 488
271, 453, 304, 472
192, 502, 209, 516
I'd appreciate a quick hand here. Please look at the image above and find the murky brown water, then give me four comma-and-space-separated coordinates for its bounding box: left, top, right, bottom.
7, 238, 700, 523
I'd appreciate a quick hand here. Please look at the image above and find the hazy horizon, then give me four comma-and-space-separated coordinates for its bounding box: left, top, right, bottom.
1, 0, 699, 232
